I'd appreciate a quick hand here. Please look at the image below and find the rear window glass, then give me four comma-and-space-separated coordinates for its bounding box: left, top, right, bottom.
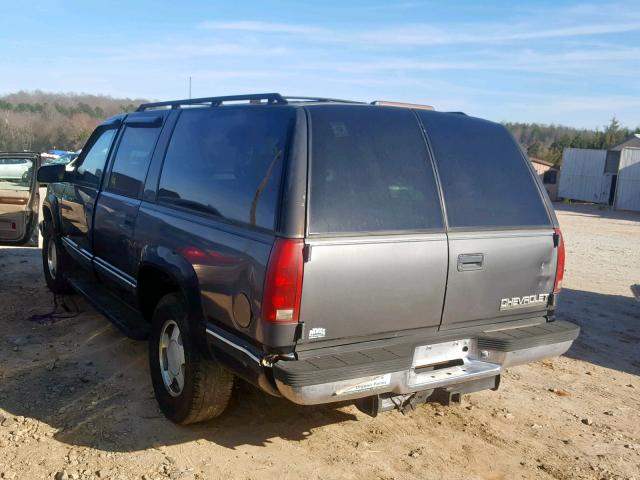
417, 111, 550, 229
308, 106, 443, 234
158, 106, 294, 230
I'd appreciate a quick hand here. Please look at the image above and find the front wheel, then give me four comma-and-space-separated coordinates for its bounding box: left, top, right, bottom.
149, 293, 233, 424
42, 222, 72, 294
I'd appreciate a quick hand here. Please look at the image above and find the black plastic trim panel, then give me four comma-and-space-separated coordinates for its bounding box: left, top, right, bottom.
477, 320, 579, 351
274, 344, 414, 388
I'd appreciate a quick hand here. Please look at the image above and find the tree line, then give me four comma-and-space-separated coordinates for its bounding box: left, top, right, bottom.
506, 118, 639, 164
0, 91, 144, 152
0, 91, 638, 163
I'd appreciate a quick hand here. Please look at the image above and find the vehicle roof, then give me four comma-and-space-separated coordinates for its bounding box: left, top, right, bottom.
102, 94, 507, 131
134, 93, 443, 112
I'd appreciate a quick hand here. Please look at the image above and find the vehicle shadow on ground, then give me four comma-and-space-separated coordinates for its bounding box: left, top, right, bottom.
0, 327, 358, 452
3, 359, 358, 452
0, 248, 358, 453
558, 288, 640, 376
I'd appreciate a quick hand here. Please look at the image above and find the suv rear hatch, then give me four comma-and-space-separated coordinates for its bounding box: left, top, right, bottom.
417, 111, 557, 331
297, 106, 557, 347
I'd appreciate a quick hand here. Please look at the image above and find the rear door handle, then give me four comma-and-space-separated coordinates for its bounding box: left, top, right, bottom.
458, 253, 484, 271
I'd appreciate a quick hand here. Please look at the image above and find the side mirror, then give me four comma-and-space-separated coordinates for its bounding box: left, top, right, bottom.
37, 164, 67, 185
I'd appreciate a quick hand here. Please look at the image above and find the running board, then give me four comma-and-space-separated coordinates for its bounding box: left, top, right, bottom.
65, 268, 149, 340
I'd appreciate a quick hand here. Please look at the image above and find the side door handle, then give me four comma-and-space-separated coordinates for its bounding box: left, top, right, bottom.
458, 253, 484, 271
123, 214, 135, 227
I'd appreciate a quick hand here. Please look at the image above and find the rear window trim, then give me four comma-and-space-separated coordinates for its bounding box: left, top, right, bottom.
446, 224, 555, 234
305, 226, 446, 239
303, 105, 447, 237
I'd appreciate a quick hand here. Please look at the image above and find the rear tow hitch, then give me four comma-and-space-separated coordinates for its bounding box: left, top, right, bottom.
354, 375, 501, 417
355, 390, 434, 417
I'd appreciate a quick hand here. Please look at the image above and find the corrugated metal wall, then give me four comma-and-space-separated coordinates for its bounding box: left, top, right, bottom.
615, 148, 640, 212
559, 148, 609, 203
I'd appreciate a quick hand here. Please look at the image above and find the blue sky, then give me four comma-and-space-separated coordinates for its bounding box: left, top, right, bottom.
1, 0, 639, 128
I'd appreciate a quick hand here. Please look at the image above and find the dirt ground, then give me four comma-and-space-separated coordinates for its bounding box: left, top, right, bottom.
0, 203, 638, 480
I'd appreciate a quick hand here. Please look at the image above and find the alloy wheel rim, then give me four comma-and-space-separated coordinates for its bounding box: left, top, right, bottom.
47, 240, 57, 279
159, 319, 186, 397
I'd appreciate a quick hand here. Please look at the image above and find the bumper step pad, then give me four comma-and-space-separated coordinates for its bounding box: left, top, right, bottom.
477, 320, 580, 351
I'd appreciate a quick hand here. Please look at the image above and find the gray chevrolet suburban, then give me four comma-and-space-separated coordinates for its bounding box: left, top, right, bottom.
37, 93, 579, 423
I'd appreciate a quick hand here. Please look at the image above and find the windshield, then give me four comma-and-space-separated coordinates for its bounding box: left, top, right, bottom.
0, 158, 34, 191
48, 153, 78, 165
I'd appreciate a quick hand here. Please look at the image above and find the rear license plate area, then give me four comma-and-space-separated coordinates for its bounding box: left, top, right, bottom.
408, 339, 475, 387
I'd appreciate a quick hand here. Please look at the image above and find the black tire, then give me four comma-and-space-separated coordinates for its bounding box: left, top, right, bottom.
42, 221, 73, 294
149, 293, 233, 424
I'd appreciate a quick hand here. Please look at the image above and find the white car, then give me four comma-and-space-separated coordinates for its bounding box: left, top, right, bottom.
0, 158, 32, 180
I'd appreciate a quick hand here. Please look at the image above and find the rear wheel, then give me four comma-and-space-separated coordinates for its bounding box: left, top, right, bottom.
149, 293, 233, 424
42, 222, 72, 294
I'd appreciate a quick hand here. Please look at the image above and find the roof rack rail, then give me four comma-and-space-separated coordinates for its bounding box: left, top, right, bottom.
371, 100, 434, 110
136, 93, 288, 111
282, 96, 365, 104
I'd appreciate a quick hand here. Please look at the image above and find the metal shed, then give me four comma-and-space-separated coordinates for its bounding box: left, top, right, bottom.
615, 148, 640, 211
559, 148, 612, 204
530, 157, 559, 201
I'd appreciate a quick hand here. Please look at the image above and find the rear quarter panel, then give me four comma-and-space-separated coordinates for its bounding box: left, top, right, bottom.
134, 203, 275, 344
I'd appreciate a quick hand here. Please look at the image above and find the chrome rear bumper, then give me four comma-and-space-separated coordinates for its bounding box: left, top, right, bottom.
274, 321, 578, 405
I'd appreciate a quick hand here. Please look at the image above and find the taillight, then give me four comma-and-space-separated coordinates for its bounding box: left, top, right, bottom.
261, 238, 304, 324
553, 228, 565, 294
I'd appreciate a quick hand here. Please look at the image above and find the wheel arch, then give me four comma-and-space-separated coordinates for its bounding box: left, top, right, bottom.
137, 245, 205, 339
42, 190, 62, 233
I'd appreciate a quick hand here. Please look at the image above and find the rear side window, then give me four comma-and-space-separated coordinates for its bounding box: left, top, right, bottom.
308, 106, 443, 234
157, 106, 294, 230
108, 126, 161, 198
417, 111, 550, 229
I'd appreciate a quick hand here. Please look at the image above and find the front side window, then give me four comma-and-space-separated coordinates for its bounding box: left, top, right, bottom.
417, 111, 551, 229
107, 126, 161, 198
75, 129, 117, 187
308, 105, 444, 234
157, 106, 294, 230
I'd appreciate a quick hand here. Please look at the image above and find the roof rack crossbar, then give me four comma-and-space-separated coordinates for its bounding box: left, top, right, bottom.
282, 96, 365, 104
136, 93, 288, 111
